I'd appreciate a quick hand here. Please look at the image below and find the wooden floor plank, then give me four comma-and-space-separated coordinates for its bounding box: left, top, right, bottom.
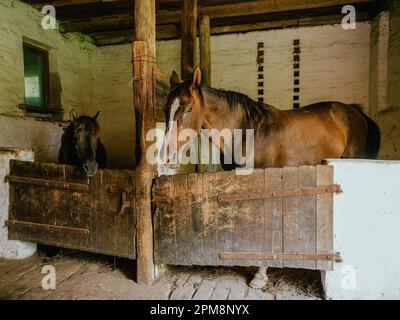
0, 257, 40, 293
0, 258, 65, 300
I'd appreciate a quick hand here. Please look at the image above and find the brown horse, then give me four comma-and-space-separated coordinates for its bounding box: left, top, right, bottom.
58, 109, 107, 178
161, 67, 381, 288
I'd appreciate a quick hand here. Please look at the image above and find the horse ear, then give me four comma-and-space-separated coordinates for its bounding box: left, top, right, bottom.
170, 70, 180, 88
191, 67, 202, 89
93, 111, 100, 120
70, 108, 77, 121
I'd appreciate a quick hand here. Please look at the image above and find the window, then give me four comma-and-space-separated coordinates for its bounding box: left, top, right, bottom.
22, 42, 50, 109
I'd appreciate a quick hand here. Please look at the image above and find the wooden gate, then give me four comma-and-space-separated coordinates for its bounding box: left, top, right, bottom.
6, 160, 136, 259
153, 165, 341, 270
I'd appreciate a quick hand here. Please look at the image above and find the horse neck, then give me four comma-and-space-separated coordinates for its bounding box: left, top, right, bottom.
201, 86, 248, 132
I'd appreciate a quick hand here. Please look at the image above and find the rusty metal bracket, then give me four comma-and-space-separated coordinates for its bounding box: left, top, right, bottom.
118, 192, 131, 215
106, 186, 132, 215
6, 220, 90, 235
5, 175, 89, 192
217, 184, 342, 202
219, 252, 342, 262
106, 185, 134, 194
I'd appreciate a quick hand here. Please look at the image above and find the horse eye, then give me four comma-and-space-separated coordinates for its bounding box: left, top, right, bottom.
187, 107, 193, 113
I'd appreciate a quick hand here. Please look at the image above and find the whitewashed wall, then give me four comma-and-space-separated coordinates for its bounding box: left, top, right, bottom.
0, 0, 96, 117
0, 0, 96, 163
155, 23, 370, 110
0, 115, 63, 162
90, 45, 136, 169
0, 148, 36, 259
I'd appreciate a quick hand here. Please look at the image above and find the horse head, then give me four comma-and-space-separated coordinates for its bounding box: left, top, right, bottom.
62, 109, 104, 178
160, 67, 205, 168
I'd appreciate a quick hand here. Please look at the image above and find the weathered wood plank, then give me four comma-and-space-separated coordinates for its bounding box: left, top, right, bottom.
188, 173, 204, 265
298, 166, 317, 269
242, 172, 265, 266
173, 174, 192, 265
282, 167, 300, 268
153, 165, 335, 271
65, 163, 92, 252
214, 171, 235, 266
96, 169, 136, 259
153, 176, 176, 265
8, 162, 91, 250
7, 161, 136, 259
200, 172, 218, 265
316, 165, 334, 270
264, 167, 283, 267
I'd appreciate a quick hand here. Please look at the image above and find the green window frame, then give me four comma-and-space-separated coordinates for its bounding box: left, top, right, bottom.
22, 42, 50, 109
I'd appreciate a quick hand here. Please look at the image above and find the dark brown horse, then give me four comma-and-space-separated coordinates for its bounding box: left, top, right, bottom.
161, 67, 381, 288
58, 109, 107, 178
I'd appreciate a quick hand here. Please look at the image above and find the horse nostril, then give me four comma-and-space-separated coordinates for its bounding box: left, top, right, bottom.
82, 164, 89, 173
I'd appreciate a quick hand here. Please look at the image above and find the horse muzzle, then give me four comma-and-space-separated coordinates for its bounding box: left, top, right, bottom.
82, 161, 98, 178
161, 150, 180, 169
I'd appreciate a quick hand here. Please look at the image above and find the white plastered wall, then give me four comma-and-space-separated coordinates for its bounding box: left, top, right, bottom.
0, 148, 36, 259
324, 159, 400, 299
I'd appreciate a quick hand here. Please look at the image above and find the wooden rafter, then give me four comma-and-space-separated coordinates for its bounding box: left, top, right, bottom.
21, 0, 385, 46
90, 10, 372, 46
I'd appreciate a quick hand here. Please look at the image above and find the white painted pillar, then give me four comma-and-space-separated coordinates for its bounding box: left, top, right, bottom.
324, 159, 400, 299
0, 148, 36, 259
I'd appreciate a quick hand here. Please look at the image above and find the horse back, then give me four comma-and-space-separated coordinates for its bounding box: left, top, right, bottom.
266, 101, 367, 166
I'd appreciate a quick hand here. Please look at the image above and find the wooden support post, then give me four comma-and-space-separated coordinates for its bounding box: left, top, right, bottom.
133, 0, 156, 285
181, 0, 197, 80
199, 15, 211, 86
198, 14, 215, 173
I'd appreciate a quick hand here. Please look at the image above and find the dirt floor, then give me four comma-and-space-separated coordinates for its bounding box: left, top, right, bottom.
0, 248, 323, 300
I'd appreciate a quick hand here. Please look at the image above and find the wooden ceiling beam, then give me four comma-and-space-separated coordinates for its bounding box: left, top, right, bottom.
158, 0, 378, 24
29, 0, 380, 21
24, 0, 243, 10
91, 11, 371, 46
23, 0, 383, 46
25, 0, 124, 8
61, 2, 376, 34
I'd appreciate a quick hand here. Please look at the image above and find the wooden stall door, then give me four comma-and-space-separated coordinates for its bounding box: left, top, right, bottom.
153, 165, 340, 271
6, 160, 136, 259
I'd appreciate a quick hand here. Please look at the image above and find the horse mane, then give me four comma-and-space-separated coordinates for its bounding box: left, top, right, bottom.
169, 81, 271, 123
201, 84, 270, 122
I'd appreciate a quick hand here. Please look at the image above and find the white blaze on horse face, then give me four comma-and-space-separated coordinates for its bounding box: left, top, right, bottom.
167, 97, 179, 136
161, 97, 180, 165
